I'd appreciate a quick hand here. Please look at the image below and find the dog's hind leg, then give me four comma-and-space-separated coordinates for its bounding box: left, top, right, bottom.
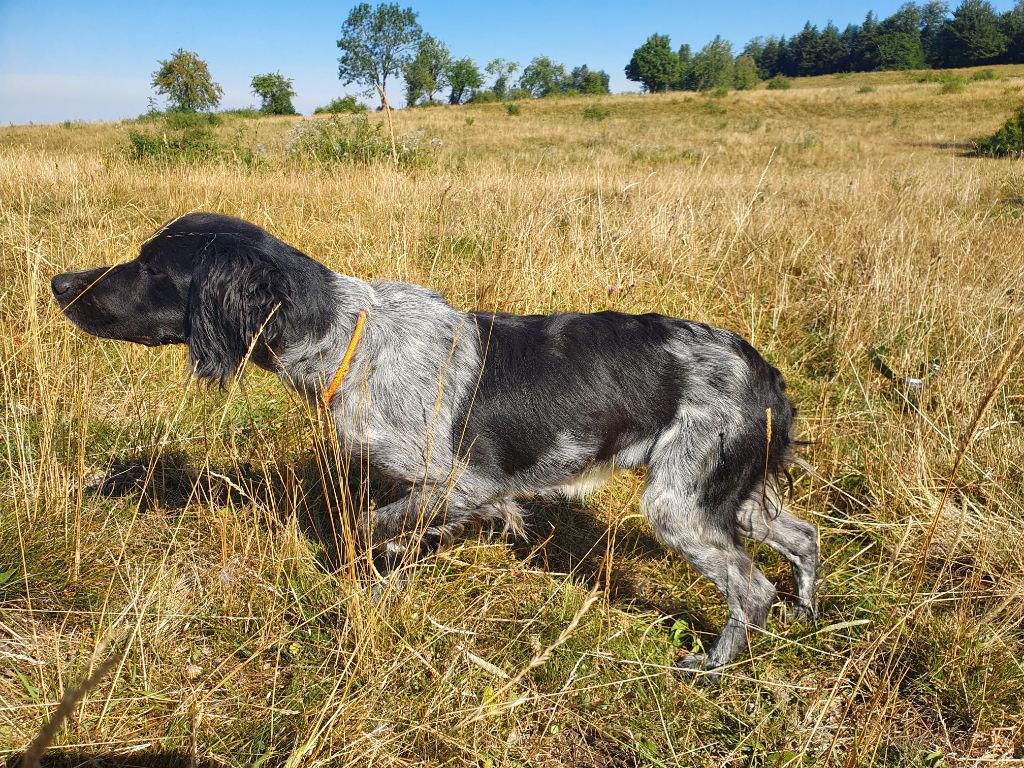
642, 435, 777, 679
737, 492, 819, 618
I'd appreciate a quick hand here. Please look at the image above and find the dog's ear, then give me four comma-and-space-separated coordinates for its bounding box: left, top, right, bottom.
187, 244, 291, 386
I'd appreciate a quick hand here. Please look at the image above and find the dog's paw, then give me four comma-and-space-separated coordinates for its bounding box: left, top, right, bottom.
783, 600, 818, 624
675, 653, 721, 685
369, 571, 408, 605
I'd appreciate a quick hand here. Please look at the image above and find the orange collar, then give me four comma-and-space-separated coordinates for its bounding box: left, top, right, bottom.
321, 309, 368, 409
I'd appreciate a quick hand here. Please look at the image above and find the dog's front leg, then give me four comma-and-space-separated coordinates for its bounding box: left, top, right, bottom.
369, 485, 479, 589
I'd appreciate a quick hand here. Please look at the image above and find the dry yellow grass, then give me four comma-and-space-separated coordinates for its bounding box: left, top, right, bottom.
2, 67, 1024, 767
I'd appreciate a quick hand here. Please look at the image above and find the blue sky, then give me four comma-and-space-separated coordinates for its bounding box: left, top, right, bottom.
0, 0, 1017, 124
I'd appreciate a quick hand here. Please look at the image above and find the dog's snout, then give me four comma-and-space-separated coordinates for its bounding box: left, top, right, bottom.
51, 273, 77, 297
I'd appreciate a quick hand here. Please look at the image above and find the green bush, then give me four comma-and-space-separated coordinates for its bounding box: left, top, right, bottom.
220, 108, 263, 118
468, 90, 499, 104
970, 68, 997, 81
506, 103, 521, 116
126, 126, 221, 163
582, 105, 609, 121
313, 96, 368, 114
972, 106, 1024, 157
708, 86, 729, 99
766, 76, 792, 90
940, 79, 966, 94
163, 110, 221, 129
285, 115, 429, 167
914, 70, 964, 85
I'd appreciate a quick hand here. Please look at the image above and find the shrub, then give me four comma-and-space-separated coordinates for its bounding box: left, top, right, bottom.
858, 85, 876, 93
313, 96, 368, 114
126, 126, 221, 163
506, 103, 521, 116
220, 108, 263, 119
285, 115, 429, 167
161, 110, 221, 129
582, 105, 609, 121
970, 68, 997, 81
708, 86, 729, 99
940, 79, 966, 94
914, 70, 964, 85
766, 76, 792, 90
468, 90, 499, 104
972, 106, 1024, 157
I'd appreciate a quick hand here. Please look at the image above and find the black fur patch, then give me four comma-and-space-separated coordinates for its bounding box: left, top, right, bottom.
458, 311, 685, 479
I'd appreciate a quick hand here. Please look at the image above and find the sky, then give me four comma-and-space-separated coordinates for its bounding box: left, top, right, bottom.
0, 0, 1018, 124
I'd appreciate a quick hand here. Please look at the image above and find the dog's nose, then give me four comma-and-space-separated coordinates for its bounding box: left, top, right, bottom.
51, 274, 76, 297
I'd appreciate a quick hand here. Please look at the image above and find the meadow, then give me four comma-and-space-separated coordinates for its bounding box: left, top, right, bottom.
2, 65, 1024, 767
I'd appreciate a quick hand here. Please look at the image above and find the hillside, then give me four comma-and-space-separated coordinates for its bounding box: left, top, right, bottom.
2, 67, 1024, 767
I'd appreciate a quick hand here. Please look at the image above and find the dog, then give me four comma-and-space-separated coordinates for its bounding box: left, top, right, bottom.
51, 212, 819, 677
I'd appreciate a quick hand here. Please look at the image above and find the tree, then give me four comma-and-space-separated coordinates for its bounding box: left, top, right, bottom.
850, 11, 881, 70
337, 2, 422, 161
447, 57, 483, 104
944, 0, 1008, 65
920, 1, 951, 65
691, 36, 735, 90
733, 55, 760, 89
1005, 1, 1024, 63
748, 36, 784, 78
250, 72, 297, 115
336, 3, 422, 110
404, 35, 451, 105
676, 43, 695, 89
568, 65, 610, 94
876, 3, 926, 70
786, 23, 821, 76
819, 22, 849, 73
151, 49, 223, 112
519, 56, 567, 97
485, 58, 519, 99
625, 34, 680, 92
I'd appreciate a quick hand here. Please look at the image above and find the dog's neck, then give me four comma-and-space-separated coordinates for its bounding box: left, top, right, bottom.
273, 272, 376, 402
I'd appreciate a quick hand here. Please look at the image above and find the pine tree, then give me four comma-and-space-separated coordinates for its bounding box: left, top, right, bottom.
819, 22, 849, 74
876, 3, 926, 70
850, 11, 881, 71
921, 1, 952, 66
675, 44, 694, 89
945, 0, 1008, 66
1002, 0, 1024, 62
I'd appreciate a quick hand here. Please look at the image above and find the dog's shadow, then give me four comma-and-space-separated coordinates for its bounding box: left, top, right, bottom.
84, 449, 715, 633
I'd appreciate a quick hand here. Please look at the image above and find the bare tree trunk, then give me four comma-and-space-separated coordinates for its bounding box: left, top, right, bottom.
375, 81, 399, 165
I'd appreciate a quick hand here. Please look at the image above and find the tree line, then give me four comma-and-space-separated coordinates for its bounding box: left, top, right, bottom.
149, 3, 610, 116
627, 0, 1024, 92
148, 0, 1024, 115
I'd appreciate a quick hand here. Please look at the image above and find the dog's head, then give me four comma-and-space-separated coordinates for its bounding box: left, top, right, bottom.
52, 212, 334, 385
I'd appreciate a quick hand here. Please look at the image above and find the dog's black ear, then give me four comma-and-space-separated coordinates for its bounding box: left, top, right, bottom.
187, 244, 291, 386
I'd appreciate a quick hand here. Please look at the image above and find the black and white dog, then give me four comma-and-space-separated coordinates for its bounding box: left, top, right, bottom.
51, 212, 818, 676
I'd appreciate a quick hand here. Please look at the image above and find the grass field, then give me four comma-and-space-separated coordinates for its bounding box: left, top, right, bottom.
2, 65, 1024, 767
